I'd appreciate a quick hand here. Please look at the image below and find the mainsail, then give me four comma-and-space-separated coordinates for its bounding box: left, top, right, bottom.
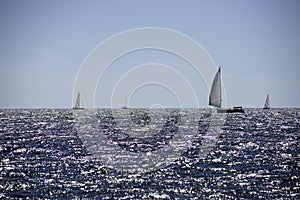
74, 92, 81, 109
264, 94, 270, 109
209, 67, 222, 108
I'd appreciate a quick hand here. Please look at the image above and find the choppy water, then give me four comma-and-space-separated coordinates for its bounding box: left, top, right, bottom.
0, 108, 299, 199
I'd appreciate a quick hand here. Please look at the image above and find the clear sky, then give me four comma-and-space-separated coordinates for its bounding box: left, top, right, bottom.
0, 0, 299, 108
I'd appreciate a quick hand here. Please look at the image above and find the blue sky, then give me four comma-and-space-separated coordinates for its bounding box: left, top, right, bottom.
0, 0, 299, 108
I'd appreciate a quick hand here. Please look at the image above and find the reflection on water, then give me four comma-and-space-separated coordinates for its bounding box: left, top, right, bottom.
0, 108, 299, 199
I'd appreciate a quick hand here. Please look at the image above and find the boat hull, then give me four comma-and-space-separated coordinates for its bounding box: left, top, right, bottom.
217, 107, 244, 113
73, 107, 84, 110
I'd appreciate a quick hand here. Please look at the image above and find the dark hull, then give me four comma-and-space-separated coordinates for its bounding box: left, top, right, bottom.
217, 107, 245, 113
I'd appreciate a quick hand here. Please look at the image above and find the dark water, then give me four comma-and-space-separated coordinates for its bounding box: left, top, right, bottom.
0, 108, 299, 199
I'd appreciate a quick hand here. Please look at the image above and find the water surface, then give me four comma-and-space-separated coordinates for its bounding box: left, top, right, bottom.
0, 108, 299, 199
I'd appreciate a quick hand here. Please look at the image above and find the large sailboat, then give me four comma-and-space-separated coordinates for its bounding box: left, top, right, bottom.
73, 92, 83, 109
209, 67, 244, 113
263, 94, 270, 109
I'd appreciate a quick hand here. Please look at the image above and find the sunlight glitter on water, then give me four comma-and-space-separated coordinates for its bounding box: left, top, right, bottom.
0, 108, 299, 199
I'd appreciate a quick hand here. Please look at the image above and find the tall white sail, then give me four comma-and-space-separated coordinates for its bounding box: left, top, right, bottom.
209, 67, 222, 108
74, 92, 81, 109
264, 94, 270, 109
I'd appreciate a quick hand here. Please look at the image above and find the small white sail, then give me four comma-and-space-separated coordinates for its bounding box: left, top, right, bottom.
74, 92, 81, 109
209, 67, 222, 108
122, 96, 128, 109
264, 94, 270, 109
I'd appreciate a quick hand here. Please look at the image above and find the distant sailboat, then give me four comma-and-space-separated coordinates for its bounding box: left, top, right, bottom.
121, 96, 128, 109
209, 67, 244, 113
73, 92, 83, 109
263, 94, 270, 109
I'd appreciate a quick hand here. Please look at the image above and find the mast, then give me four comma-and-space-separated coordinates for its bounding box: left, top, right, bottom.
209, 67, 222, 108
122, 96, 128, 109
